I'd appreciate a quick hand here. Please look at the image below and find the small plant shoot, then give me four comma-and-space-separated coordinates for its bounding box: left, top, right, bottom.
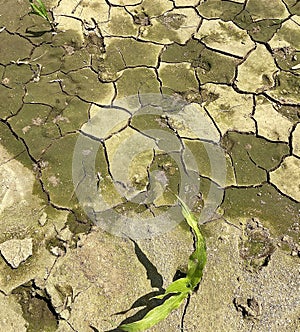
29, 0, 55, 31
119, 196, 207, 331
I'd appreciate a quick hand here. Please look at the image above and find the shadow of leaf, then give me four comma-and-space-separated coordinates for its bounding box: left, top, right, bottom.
25, 27, 50, 37
131, 238, 164, 291
105, 239, 167, 331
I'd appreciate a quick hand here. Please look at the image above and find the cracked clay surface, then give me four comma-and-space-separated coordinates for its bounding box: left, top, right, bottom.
0, 0, 299, 331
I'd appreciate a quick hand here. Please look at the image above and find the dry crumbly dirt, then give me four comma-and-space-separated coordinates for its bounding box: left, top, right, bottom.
0, 0, 299, 331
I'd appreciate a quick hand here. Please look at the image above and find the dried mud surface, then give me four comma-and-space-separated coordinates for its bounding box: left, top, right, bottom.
0, 0, 299, 331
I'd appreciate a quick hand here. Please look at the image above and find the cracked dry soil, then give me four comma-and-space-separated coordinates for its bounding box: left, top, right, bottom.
0, 0, 300, 331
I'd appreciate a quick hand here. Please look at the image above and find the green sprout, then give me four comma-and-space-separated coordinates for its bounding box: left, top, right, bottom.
29, 0, 55, 31
119, 196, 207, 332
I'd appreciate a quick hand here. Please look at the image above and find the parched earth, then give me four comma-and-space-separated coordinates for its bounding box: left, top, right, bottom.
0, 0, 299, 331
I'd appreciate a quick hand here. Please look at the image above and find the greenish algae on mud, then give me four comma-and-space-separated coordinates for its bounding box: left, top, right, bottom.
221, 132, 290, 185
222, 184, 299, 241
13, 282, 58, 332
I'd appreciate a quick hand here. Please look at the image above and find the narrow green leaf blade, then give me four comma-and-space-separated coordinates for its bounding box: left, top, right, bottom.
36, 0, 48, 17
30, 4, 47, 19
187, 245, 206, 289
153, 278, 191, 299
29, 0, 49, 20
176, 195, 207, 289
175, 196, 199, 231
119, 292, 188, 332
117, 196, 207, 332
164, 277, 191, 294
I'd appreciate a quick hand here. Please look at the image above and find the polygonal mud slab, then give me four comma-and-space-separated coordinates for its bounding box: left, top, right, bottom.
24, 75, 69, 109
0, 0, 32, 31
139, 8, 201, 44
270, 156, 300, 202
236, 44, 278, 92
104, 126, 157, 200
0, 84, 25, 119
0, 31, 33, 65
195, 48, 238, 84
104, 38, 163, 69
53, 0, 109, 29
30, 44, 65, 75
0, 238, 33, 269
245, 0, 289, 21
40, 134, 79, 209
254, 96, 294, 142
292, 123, 300, 157
265, 71, 300, 105
175, 0, 199, 6
100, 7, 139, 37
197, 0, 244, 20
160, 39, 238, 84
220, 131, 289, 186
161, 39, 205, 63
167, 103, 220, 141
195, 19, 255, 57
60, 68, 115, 105
201, 84, 255, 135
2, 64, 33, 88
132, 0, 174, 18
61, 48, 91, 73
116, 67, 161, 98
272, 46, 300, 72
8, 103, 61, 160
284, 0, 300, 15
269, 17, 300, 50
159, 62, 199, 93
221, 183, 300, 241
110, 0, 141, 5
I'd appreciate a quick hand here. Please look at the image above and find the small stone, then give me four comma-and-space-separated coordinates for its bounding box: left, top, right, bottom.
0, 238, 33, 268
291, 250, 298, 257
291, 63, 300, 70
1, 77, 9, 85
57, 227, 73, 242
59, 309, 71, 320
50, 246, 64, 257
38, 212, 48, 226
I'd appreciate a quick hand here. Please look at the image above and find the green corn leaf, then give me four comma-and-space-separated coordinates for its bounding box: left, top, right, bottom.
175, 196, 200, 235
187, 244, 206, 289
118, 197, 206, 332
29, 0, 49, 21
119, 292, 189, 332
38, 0, 48, 18
175, 195, 207, 289
164, 277, 191, 294
154, 278, 192, 299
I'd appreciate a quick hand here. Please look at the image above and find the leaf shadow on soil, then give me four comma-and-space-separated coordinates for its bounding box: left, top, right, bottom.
105, 238, 168, 331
